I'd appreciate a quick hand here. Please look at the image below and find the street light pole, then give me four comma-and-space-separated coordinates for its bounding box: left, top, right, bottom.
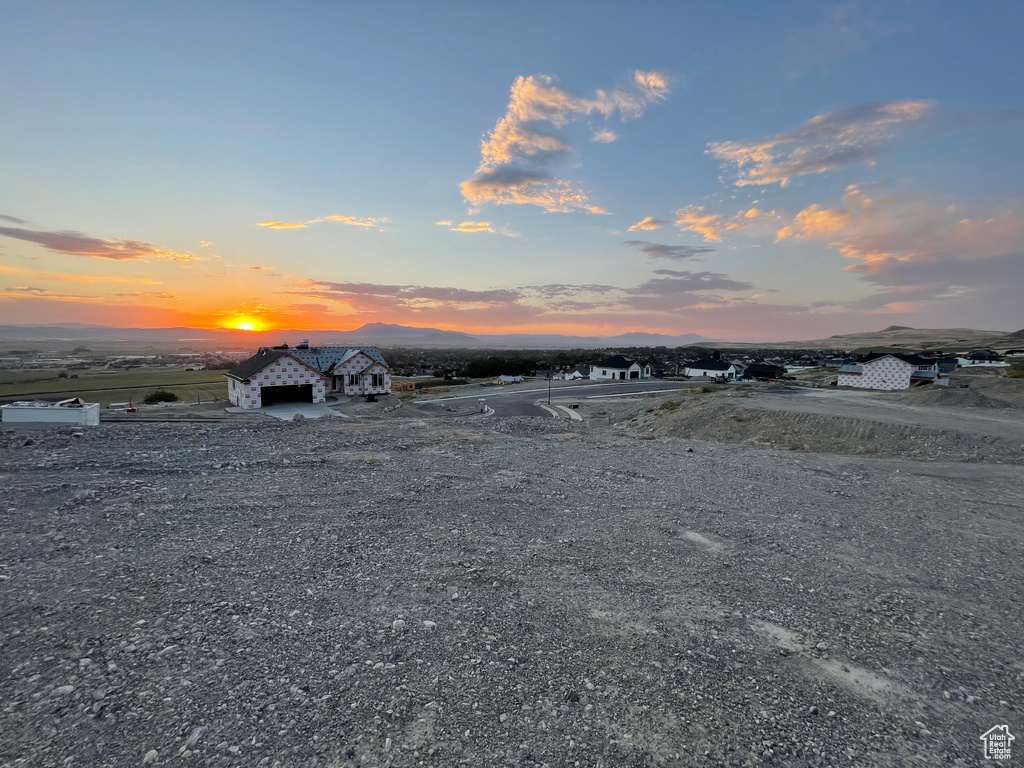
548, 375, 551, 405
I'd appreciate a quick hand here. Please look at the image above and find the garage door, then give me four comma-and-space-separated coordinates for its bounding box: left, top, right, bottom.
260, 384, 313, 406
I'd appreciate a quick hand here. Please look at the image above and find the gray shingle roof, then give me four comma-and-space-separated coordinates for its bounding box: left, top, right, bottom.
225, 348, 287, 381
685, 359, 733, 371
591, 355, 639, 369
861, 352, 933, 366
225, 345, 389, 381
287, 345, 389, 371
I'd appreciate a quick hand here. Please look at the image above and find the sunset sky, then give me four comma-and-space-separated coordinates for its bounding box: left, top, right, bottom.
1, 1, 1022, 340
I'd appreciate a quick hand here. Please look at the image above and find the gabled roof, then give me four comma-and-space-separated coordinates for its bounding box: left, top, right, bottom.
744, 362, 785, 376
861, 352, 933, 366
685, 359, 733, 371
838, 364, 863, 374
287, 345, 389, 372
226, 344, 390, 381
226, 348, 287, 381
591, 355, 639, 369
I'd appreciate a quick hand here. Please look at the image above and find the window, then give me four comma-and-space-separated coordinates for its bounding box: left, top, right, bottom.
372, 373, 384, 388
348, 374, 359, 386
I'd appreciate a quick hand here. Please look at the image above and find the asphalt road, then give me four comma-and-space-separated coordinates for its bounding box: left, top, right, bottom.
414, 379, 702, 418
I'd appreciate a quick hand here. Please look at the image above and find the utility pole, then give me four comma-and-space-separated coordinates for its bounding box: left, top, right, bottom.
547, 374, 551, 405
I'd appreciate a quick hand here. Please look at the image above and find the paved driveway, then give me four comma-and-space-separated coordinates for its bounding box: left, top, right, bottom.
227, 397, 352, 422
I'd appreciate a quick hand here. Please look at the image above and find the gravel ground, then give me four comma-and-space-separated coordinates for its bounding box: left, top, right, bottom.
1, 408, 1021, 767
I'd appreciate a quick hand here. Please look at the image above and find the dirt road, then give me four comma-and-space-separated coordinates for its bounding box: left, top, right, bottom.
738, 386, 1024, 441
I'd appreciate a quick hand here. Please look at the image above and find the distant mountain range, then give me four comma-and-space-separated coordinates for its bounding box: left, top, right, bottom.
0, 321, 710, 349
1, 321, 1020, 352
710, 325, 1024, 352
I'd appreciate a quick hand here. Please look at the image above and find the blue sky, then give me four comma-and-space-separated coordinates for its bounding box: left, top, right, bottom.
1, 0, 1021, 339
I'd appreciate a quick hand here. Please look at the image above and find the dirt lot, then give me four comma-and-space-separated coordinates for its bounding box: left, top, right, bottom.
1, 388, 1022, 767
603, 371, 1024, 465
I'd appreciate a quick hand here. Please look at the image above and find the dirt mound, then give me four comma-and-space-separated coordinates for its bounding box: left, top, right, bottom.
623, 400, 1024, 463
890, 386, 1009, 409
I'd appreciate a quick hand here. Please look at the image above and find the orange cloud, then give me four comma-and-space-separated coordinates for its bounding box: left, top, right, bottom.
435, 220, 452, 227
325, 215, 388, 227
463, 70, 670, 213
258, 214, 388, 230
461, 171, 603, 214
450, 221, 495, 233
257, 220, 308, 229
674, 206, 723, 242
0, 224, 200, 262
0, 286, 111, 303
627, 216, 669, 231
776, 204, 853, 240
0, 265, 161, 285
112, 291, 181, 300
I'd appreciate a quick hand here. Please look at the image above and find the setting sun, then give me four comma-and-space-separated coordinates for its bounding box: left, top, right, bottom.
224, 316, 266, 332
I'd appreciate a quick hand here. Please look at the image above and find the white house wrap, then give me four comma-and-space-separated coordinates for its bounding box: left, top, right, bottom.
226, 342, 391, 409
837, 352, 942, 391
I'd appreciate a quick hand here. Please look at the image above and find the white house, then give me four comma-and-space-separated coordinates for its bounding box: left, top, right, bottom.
589, 355, 651, 381
837, 353, 944, 391
956, 357, 1010, 369
556, 365, 589, 381
684, 360, 736, 379
226, 341, 391, 409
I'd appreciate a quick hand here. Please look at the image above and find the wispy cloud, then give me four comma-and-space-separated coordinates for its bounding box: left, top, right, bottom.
287, 279, 522, 308
282, 267, 759, 323
0, 286, 106, 301
708, 100, 932, 186
591, 129, 617, 143
450, 221, 494, 233
325, 215, 387, 227
775, 204, 852, 241
0, 214, 28, 224
627, 216, 670, 231
437, 220, 517, 235
461, 70, 670, 213
0, 265, 161, 285
623, 270, 753, 311
0, 224, 200, 262
258, 214, 388, 230
112, 291, 181, 300
674, 206, 724, 242
783, 3, 909, 80
257, 220, 309, 230
624, 240, 715, 261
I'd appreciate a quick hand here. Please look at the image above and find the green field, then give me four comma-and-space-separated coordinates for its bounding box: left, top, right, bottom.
0, 369, 229, 406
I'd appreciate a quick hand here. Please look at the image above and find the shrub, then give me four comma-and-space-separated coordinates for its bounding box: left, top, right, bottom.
658, 399, 680, 411
700, 384, 719, 393
143, 389, 178, 404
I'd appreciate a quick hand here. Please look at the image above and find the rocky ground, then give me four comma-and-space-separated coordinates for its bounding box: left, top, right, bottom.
1, 397, 1022, 767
